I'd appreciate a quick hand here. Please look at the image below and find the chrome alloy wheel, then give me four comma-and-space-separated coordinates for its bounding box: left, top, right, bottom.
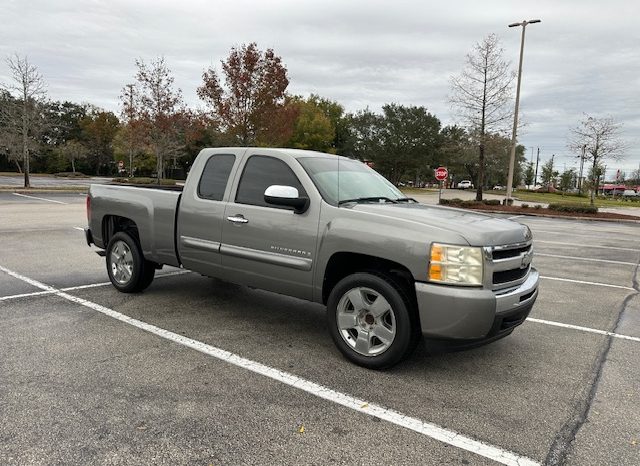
336, 287, 397, 356
110, 240, 134, 285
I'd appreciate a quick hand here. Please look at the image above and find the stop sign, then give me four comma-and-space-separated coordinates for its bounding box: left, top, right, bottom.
435, 166, 448, 181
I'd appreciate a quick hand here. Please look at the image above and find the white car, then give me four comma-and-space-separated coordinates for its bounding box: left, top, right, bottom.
457, 180, 473, 189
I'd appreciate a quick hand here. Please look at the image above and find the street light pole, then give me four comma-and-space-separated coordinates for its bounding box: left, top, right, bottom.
505, 19, 540, 203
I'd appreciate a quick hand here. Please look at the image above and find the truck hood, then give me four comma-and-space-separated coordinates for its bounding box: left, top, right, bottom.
348, 203, 530, 247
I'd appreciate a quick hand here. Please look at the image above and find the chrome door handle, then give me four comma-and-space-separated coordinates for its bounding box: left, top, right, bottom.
227, 215, 249, 224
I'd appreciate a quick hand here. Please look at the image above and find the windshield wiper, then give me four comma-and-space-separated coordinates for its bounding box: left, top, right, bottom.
395, 197, 417, 203
338, 196, 399, 206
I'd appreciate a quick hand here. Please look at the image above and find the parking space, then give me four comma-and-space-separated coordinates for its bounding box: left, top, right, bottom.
1, 198, 638, 465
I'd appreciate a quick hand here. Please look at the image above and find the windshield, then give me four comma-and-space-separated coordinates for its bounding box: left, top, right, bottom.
297, 157, 405, 206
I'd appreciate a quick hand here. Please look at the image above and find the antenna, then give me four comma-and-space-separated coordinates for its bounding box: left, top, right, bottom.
337, 153, 340, 207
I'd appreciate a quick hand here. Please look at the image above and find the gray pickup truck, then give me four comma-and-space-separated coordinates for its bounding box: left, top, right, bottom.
85, 147, 539, 368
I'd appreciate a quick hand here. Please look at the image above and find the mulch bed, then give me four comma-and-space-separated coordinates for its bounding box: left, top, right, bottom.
454, 203, 640, 221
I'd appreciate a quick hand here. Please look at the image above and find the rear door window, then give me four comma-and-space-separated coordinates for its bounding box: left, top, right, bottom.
198, 154, 236, 201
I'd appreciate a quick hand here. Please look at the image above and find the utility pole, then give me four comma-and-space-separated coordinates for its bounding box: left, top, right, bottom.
578, 144, 586, 194
533, 147, 540, 186
125, 84, 135, 178
506, 18, 541, 203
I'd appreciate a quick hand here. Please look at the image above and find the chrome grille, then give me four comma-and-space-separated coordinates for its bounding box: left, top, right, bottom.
484, 240, 533, 291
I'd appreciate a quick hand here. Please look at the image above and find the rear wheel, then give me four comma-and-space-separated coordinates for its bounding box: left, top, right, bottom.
106, 232, 155, 293
327, 272, 417, 369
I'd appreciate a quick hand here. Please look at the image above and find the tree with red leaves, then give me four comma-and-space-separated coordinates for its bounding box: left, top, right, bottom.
197, 43, 292, 146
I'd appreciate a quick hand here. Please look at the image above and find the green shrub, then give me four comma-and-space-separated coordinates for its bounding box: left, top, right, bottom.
483, 199, 501, 206
547, 203, 598, 214
55, 172, 89, 178
460, 200, 480, 207
521, 203, 529, 209
440, 198, 464, 206
534, 204, 542, 209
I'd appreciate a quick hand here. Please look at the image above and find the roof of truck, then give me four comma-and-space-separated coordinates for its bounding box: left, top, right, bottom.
203, 147, 354, 161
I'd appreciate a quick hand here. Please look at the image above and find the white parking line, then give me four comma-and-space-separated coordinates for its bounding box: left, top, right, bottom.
508, 215, 525, 220
0, 263, 538, 466
536, 240, 639, 252
532, 228, 640, 238
12, 193, 68, 204
0, 290, 53, 301
0, 270, 189, 301
527, 318, 640, 343
540, 276, 636, 291
536, 253, 638, 266
73, 227, 85, 231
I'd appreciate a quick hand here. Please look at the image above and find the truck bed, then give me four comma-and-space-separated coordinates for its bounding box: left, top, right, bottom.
88, 184, 182, 267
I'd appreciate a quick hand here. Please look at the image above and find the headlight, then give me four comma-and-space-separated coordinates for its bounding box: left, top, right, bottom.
428, 243, 484, 286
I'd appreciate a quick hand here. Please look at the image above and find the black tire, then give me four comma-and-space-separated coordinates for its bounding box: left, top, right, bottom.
106, 232, 155, 293
139, 260, 156, 290
327, 272, 417, 369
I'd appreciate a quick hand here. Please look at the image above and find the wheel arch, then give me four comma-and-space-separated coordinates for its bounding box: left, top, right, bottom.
102, 215, 141, 247
322, 252, 417, 309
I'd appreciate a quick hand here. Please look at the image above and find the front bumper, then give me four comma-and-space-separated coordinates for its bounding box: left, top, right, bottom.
414, 268, 539, 340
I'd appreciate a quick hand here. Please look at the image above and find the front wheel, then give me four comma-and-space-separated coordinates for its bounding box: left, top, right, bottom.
106, 232, 155, 293
327, 273, 417, 369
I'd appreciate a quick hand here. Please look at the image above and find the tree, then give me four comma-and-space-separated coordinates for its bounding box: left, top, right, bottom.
341, 105, 441, 185
569, 115, 625, 205
118, 83, 144, 177
1, 54, 47, 187
287, 96, 334, 152
80, 110, 119, 175
583, 164, 604, 195
437, 126, 522, 189
375, 104, 441, 185
341, 108, 383, 162
58, 140, 87, 174
437, 125, 476, 187
449, 34, 514, 200
0, 90, 22, 171
121, 57, 184, 180
482, 133, 524, 188
523, 161, 535, 187
540, 158, 558, 189
628, 168, 640, 185
44, 100, 87, 147
559, 168, 576, 193
306, 94, 347, 154
197, 43, 290, 145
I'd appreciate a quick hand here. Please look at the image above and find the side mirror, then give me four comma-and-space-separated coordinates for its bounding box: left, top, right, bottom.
264, 185, 310, 214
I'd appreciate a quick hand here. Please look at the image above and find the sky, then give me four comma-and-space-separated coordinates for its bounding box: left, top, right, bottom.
1, 0, 639, 179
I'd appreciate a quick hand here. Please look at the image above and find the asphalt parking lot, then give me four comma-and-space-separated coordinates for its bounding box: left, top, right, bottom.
1, 191, 638, 465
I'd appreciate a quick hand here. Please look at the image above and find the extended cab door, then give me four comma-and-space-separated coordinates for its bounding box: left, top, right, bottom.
177, 148, 245, 278
219, 152, 321, 300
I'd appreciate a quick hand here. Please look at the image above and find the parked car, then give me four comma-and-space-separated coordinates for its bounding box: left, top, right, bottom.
457, 180, 473, 189
84, 148, 538, 369
622, 189, 638, 199
492, 185, 505, 190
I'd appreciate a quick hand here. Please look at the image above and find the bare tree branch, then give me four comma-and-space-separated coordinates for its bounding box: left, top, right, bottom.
568, 114, 627, 205
449, 34, 515, 200
1, 54, 48, 187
